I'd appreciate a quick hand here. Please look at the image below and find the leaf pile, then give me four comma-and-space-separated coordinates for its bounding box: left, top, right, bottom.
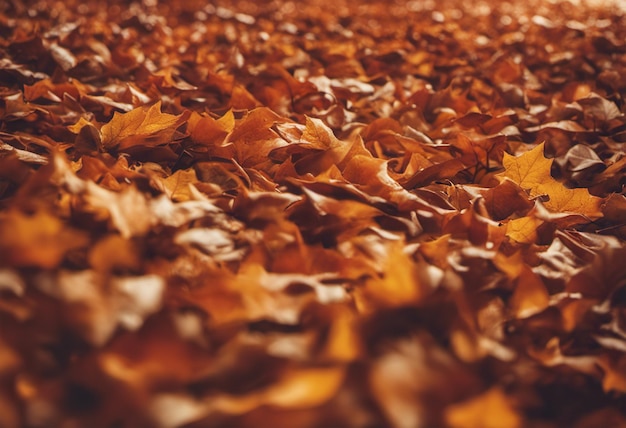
1, 0, 626, 427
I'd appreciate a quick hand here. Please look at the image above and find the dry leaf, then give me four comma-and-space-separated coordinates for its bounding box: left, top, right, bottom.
500, 143, 603, 219
101, 101, 187, 150
1, 1, 625, 427
0, 210, 89, 269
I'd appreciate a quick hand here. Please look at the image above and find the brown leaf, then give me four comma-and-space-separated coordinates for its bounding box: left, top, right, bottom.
576, 93, 622, 123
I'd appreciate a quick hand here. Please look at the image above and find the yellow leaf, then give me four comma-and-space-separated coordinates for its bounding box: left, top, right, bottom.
216, 108, 235, 132
493, 250, 524, 279
539, 181, 602, 218
323, 307, 361, 362
418, 234, 451, 268
505, 216, 542, 244
263, 366, 345, 408
101, 101, 186, 150
162, 168, 198, 202
499, 143, 603, 219
501, 143, 552, 195
356, 240, 425, 310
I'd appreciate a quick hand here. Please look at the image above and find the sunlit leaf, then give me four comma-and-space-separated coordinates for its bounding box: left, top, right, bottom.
500, 143, 603, 219
1, 1, 625, 426
506, 215, 542, 244
101, 101, 187, 150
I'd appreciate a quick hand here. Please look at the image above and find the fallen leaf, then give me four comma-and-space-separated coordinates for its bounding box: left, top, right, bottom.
445, 387, 522, 428
506, 215, 543, 244
509, 265, 550, 318
101, 101, 187, 150
0, 210, 89, 269
499, 143, 603, 219
161, 168, 198, 202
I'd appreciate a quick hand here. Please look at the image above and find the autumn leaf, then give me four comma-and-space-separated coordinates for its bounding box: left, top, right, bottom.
0, 210, 89, 268
445, 387, 522, 428
500, 143, 554, 195
506, 215, 543, 244
100, 101, 188, 150
576, 93, 622, 123
188, 109, 235, 147
509, 265, 550, 318
160, 168, 198, 202
354, 239, 426, 310
209, 366, 346, 414
88, 234, 141, 273
499, 143, 603, 219
222, 107, 289, 169
2, 1, 626, 427
480, 179, 534, 221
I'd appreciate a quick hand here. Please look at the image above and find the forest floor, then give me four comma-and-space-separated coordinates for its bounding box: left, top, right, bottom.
1, 0, 625, 427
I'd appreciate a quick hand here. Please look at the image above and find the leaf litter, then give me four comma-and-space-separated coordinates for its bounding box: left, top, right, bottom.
0, 0, 625, 427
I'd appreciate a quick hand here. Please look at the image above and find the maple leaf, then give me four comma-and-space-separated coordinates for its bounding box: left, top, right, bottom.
500, 144, 553, 195
505, 215, 543, 244
222, 107, 289, 169
160, 168, 199, 202
188, 109, 235, 147
3, 1, 626, 427
100, 101, 188, 150
499, 143, 603, 219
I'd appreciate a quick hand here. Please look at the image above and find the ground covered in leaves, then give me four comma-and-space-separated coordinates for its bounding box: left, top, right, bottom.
1, 0, 626, 426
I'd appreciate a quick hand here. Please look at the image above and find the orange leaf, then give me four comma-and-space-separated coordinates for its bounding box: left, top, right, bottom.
356, 240, 425, 310
445, 387, 522, 428
101, 101, 187, 150
509, 266, 550, 319
210, 366, 345, 414
0, 210, 89, 269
